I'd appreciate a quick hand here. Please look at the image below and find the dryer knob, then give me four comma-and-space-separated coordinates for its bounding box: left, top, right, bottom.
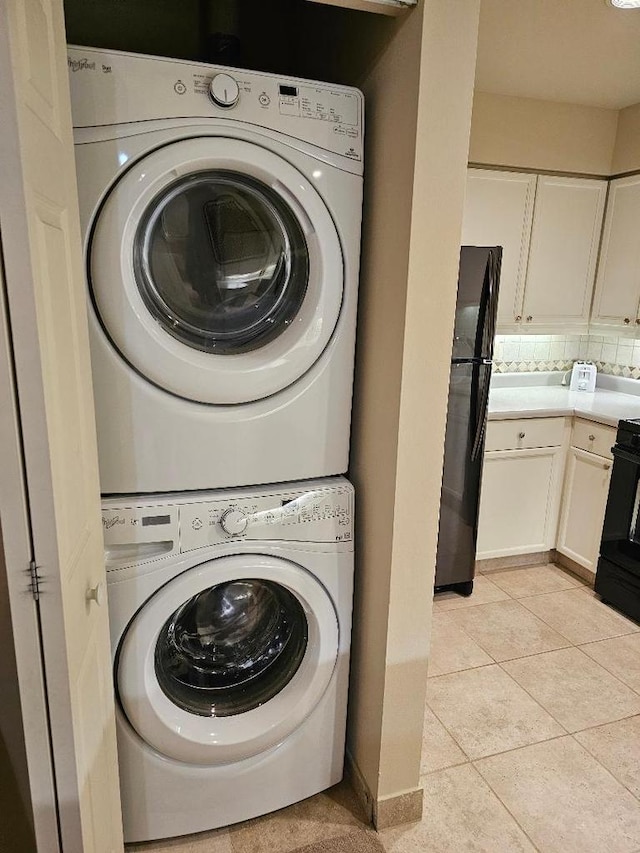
209, 73, 240, 108
220, 508, 249, 535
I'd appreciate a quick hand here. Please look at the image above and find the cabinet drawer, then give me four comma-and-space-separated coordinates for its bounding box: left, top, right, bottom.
572, 419, 616, 460
485, 417, 566, 451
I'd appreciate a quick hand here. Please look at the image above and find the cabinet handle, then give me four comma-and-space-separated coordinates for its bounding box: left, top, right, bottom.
518, 432, 526, 439
604, 463, 611, 470
589, 434, 596, 441
636, 319, 640, 325
526, 315, 533, 322
624, 318, 631, 324
515, 315, 522, 322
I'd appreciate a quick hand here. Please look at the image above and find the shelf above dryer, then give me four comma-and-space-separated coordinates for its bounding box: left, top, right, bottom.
305, 0, 416, 16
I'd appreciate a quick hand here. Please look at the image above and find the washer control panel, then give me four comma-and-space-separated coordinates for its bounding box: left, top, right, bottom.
101, 478, 354, 564
180, 484, 353, 552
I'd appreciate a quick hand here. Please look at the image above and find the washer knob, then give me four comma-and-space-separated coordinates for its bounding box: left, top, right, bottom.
220, 508, 248, 535
209, 73, 240, 108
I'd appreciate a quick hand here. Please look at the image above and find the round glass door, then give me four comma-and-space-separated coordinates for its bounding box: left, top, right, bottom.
116, 554, 339, 765
134, 172, 309, 355
90, 136, 344, 405
155, 579, 308, 717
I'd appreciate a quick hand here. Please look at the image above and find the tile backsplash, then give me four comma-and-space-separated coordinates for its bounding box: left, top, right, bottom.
494, 335, 640, 380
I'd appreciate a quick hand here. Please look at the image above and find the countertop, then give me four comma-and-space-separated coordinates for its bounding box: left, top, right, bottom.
488, 374, 640, 427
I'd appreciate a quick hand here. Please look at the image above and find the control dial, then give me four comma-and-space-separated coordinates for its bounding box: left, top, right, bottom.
209, 73, 240, 108
220, 508, 249, 535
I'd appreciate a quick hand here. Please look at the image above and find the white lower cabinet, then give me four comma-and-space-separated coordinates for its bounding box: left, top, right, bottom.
477, 415, 616, 569
476, 417, 568, 560
556, 447, 613, 577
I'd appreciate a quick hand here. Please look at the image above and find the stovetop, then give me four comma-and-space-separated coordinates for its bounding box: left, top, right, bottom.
620, 418, 640, 434
616, 418, 640, 452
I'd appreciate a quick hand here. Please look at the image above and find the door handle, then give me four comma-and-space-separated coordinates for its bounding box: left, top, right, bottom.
86, 582, 105, 607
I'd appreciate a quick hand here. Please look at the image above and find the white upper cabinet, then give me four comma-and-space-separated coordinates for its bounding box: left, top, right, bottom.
462, 169, 536, 328
463, 169, 606, 334
591, 174, 640, 330
523, 176, 606, 330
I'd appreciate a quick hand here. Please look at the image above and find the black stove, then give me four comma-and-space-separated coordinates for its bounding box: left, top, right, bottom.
595, 418, 640, 623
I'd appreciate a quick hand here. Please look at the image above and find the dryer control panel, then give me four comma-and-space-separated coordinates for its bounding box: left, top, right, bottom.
68, 46, 364, 167
102, 477, 354, 566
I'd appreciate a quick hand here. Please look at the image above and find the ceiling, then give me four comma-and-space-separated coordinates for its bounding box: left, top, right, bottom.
475, 0, 640, 110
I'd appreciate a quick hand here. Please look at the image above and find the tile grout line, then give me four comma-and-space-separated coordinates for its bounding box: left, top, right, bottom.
470, 756, 548, 853
560, 644, 640, 701
422, 697, 478, 765
495, 648, 640, 737
433, 596, 576, 672
576, 639, 640, 697
426, 662, 571, 763
569, 720, 640, 804
517, 598, 640, 647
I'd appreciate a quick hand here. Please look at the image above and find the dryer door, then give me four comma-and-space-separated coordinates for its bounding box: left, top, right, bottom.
90, 137, 343, 404
116, 554, 339, 765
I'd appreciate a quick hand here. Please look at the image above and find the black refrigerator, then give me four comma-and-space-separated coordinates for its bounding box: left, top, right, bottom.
435, 246, 502, 595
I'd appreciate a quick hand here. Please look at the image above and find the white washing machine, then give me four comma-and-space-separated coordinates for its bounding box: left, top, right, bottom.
103, 477, 354, 842
69, 46, 364, 495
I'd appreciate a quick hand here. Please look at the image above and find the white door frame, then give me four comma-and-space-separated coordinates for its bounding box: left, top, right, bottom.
0, 1, 124, 850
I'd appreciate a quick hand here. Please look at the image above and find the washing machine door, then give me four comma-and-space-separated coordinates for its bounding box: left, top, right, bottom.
89, 137, 344, 404
117, 554, 339, 765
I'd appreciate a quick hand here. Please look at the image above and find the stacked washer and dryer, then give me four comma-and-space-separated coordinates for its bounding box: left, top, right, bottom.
69, 46, 364, 842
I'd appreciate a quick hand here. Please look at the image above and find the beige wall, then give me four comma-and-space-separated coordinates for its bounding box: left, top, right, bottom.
377, 0, 481, 800
348, 6, 422, 805
469, 91, 618, 176
349, 0, 481, 810
612, 102, 640, 176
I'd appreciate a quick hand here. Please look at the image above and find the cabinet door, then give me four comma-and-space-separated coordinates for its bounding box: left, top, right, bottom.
557, 447, 612, 576
523, 176, 606, 331
476, 446, 564, 559
592, 175, 640, 329
462, 169, 536, 329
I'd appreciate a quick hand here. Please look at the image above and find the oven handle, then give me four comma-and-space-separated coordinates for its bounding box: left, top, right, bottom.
611, 446, 640, 465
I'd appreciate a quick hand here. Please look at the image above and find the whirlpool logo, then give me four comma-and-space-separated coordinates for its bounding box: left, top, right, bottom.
67, 57, 96, 72
103, 515, 125, 530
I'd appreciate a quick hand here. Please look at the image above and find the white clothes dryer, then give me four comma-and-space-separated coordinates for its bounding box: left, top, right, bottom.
69, 46, 364, 494
103, 477, 354, 842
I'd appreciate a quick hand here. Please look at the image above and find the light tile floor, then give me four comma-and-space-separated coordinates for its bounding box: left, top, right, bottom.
127, 564, 640, 853
407, 563, 640, 853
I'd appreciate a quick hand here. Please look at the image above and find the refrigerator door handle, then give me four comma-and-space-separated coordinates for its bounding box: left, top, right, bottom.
487, 250, 500, 346
470, 364, 491, 463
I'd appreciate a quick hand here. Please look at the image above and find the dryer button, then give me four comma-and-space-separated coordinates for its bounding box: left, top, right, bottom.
209, 73, 240, 108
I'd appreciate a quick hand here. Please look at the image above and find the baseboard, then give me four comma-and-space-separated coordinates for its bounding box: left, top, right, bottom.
344, 749, 374, 825
344, 750, 423, 830
476, 551, 552, 574
373, 788, 423, 829
552, 550, 595, 587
